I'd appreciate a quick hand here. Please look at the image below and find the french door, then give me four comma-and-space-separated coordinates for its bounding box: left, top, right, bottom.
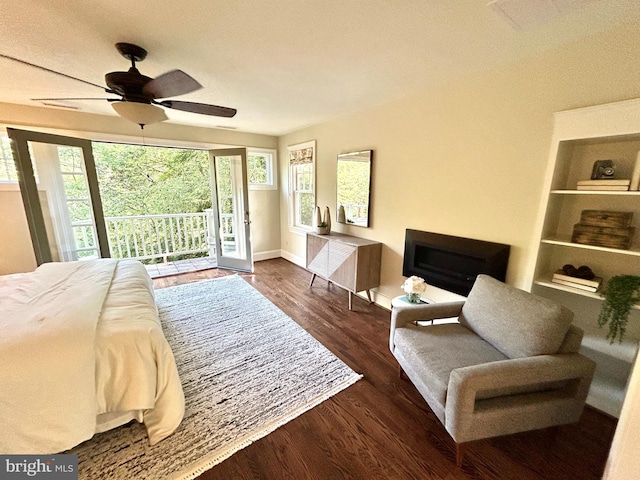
208, 148, 253, 272
8, 128, 109, 264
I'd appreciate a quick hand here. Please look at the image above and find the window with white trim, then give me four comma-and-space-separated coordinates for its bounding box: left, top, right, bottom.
248, 149, 277, 190
288, 140, 315, 231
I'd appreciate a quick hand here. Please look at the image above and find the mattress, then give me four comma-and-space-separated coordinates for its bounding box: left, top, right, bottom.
0, 259, 185, 454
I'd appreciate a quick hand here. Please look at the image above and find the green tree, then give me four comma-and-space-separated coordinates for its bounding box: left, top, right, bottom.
93, 142, 212, 216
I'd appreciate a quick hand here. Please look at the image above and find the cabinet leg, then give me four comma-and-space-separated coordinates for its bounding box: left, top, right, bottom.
309, 273, 316, 288
366, 289, 373, 304
348, 291, 353, 311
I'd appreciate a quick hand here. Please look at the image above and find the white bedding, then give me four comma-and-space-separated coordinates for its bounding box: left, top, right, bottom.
0, 259, 184, 454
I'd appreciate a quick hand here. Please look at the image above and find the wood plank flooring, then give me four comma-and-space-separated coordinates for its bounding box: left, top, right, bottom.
153, 258, 617, 480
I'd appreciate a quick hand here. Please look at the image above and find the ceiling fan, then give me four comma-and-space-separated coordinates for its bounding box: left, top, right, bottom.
0, 43, 237, 128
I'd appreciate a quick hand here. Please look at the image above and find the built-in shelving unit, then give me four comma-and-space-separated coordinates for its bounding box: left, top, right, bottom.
528, 99, 640, 418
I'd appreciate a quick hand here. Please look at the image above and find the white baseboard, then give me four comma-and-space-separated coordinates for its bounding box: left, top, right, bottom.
280, 249, 305, 268
253, 250, 282, 262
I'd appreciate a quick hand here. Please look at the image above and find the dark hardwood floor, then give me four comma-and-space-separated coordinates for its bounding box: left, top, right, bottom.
153, 258, 617, 480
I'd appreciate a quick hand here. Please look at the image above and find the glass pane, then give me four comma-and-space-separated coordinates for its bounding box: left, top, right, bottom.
215, 156, 238, 257
0, 135, 18, 181
248, 154, 268, 184
58, 146, 84, 172
62, 172, 89, 199
77, 249, 99, 259
299, 192, 314, 227
68, 200, 91, 223
26, 141, 98, 261
73, 225, 95, 249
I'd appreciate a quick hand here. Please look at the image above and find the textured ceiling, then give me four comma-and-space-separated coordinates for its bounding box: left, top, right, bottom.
0, 0, 638, 136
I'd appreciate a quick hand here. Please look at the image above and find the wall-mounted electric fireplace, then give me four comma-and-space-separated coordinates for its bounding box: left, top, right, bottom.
402, 229, 510, 296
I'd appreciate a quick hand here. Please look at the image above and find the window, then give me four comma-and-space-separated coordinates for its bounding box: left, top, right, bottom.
288, 140, 316, 231
247, 149, 277, 190
0, 134, 18, 182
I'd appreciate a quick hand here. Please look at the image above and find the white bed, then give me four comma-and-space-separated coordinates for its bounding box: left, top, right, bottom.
0, 259, 185, 454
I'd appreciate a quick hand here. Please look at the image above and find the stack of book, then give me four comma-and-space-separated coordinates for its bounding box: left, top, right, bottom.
576, 179, 631, 191
552, 270, 602, 292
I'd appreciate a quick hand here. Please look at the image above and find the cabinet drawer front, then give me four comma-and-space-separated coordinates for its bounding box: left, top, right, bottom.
328, 243, 357, 290
307, 234, 329, 275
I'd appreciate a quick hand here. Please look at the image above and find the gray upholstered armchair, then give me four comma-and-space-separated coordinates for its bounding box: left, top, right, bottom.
390, 274, 595, 466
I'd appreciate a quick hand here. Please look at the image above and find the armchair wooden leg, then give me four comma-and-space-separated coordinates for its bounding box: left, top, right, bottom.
455, 442, 468, 467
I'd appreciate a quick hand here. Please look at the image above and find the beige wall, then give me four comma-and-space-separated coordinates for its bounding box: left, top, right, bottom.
278, 20, 640, 308
0, 185, 36, 274
0, 104, 280, 274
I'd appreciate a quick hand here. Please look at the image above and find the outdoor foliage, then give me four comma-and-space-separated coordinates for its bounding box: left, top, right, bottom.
93, 142, 212, 216
337, 158, 370, 223
92, 143, 216, 262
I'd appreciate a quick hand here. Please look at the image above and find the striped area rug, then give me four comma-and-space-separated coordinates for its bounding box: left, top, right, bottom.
73, 275, 362, 480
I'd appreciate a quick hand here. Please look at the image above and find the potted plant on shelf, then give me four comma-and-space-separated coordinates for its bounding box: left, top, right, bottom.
598, 275, 640, 343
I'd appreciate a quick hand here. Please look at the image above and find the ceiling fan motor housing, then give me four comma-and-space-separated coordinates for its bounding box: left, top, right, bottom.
105, 68, 153, 103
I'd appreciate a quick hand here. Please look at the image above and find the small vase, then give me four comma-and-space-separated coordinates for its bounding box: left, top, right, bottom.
324, 206, 331, 234
406, 292, 421, 303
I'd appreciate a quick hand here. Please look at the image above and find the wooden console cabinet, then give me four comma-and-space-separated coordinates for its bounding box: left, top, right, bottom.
306, 232, 382, 310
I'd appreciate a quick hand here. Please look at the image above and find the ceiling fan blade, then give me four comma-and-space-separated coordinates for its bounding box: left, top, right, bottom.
142, 70, 202, 99
158, 100, 237, 118
32, 97, 118, 101
0, 54, 107, 91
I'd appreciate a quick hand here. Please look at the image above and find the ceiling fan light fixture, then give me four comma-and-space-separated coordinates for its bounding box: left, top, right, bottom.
112, 101, 168, 127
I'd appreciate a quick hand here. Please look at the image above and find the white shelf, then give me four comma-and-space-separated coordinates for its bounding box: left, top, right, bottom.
534, 279, 603, 300
540, 236, 640, 256
534, 277, 640, 310
551, 189, 640, 196
531, 99, 640, 418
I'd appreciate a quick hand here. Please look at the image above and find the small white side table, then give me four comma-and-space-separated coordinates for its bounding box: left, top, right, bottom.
391, 295, 432, 309
391, 295, 461, 326
391, 295, 436, 325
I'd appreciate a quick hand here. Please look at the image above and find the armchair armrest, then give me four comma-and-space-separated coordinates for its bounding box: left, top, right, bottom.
390, 301, 465, 352
446, 354, 596, 441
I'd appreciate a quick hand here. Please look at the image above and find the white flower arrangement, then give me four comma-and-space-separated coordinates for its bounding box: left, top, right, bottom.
402, 275, 427, 295
402, 276, 427, 303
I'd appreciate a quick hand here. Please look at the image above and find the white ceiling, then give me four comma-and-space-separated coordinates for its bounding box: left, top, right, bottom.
0, 0, 638, 136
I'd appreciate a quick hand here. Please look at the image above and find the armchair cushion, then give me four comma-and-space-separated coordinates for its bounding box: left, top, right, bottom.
458, 275, 574, 358
393, 323, 507, 407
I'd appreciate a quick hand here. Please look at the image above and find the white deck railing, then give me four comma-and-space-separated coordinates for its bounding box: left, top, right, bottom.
342, 203, 369, 224
105, 210, 234, 262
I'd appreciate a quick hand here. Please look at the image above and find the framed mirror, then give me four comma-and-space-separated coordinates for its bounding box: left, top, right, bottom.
336, 150, 372, 227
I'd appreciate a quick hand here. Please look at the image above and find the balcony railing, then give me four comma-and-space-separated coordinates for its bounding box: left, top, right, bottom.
104, 210, 234, 262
